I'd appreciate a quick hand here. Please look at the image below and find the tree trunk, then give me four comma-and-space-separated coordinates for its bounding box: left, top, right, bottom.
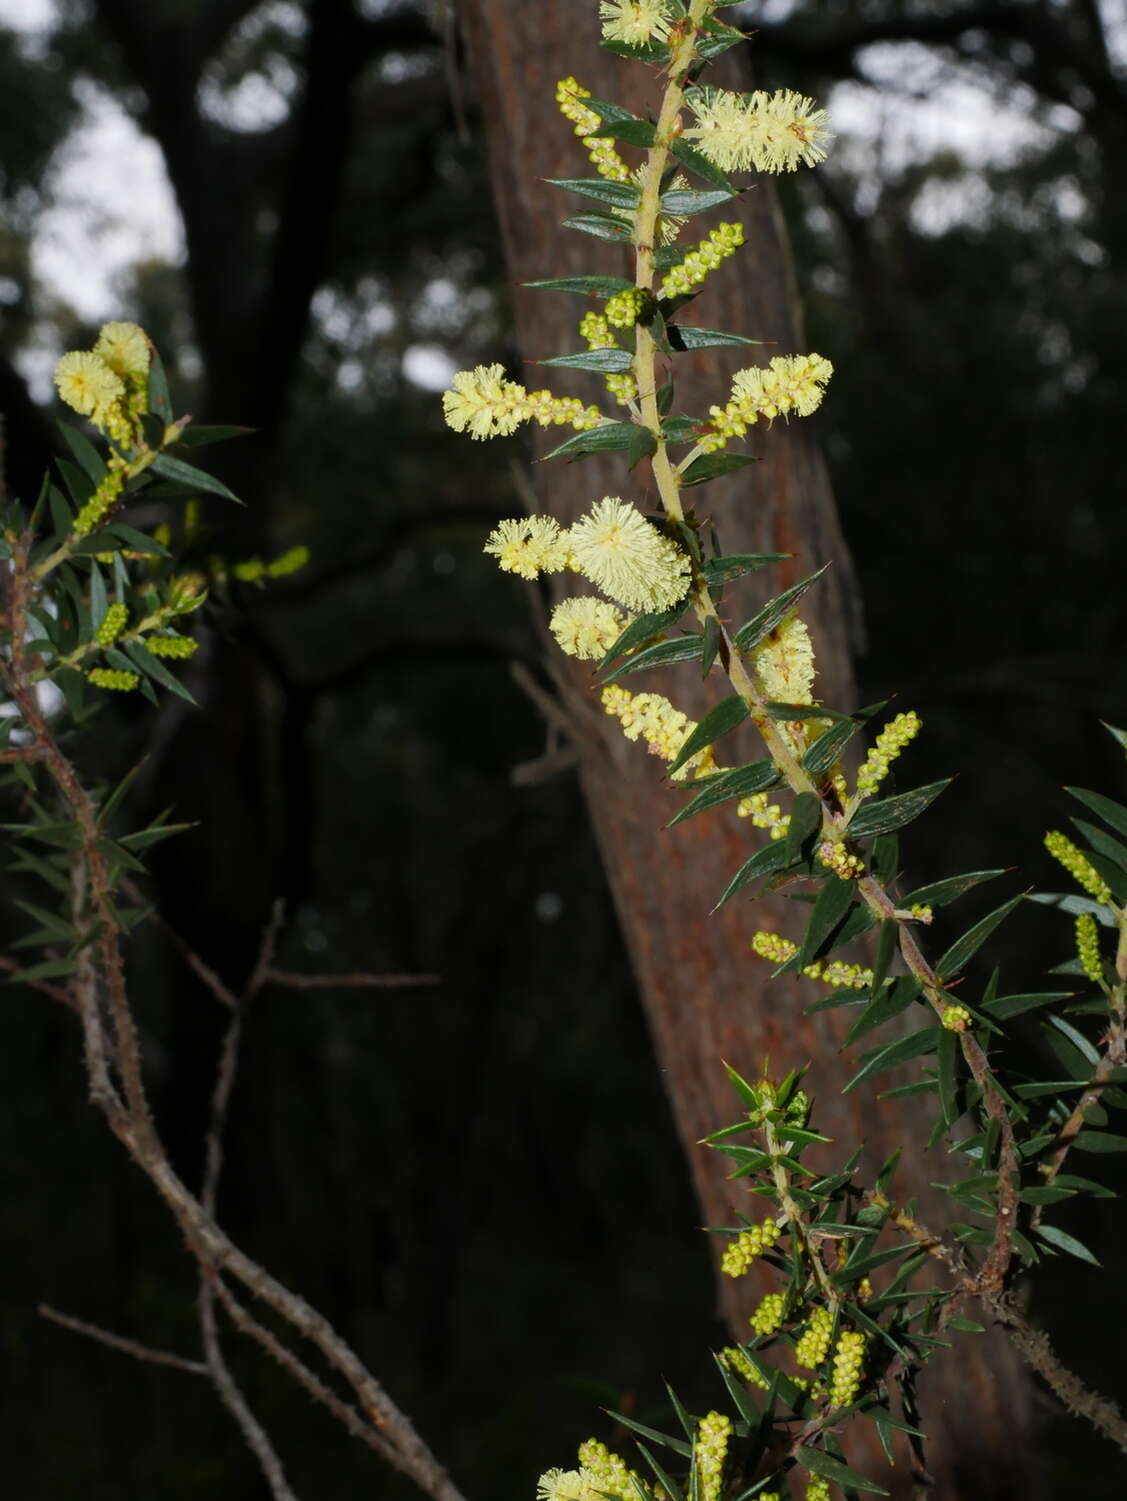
456, 3, 1033, 1497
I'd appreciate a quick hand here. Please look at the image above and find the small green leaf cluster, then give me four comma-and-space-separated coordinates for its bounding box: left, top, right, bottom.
0, 323, 275, 985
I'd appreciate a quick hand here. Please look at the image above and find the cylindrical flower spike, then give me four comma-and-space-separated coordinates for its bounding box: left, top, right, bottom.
794, 1305, 834, 1370
1045, 831, 1113, 905
684, 86, 832, 175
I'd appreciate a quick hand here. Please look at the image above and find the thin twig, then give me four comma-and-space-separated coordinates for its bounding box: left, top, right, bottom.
0, 953, 77, 1010
214, 1278, 401, 1469
201, 1274, 300, 1501
262, 967, 439, 991
39, 1303, 208, 1376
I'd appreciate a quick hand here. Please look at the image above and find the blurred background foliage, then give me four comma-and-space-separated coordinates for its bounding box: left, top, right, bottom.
0, 0, 1124, 1495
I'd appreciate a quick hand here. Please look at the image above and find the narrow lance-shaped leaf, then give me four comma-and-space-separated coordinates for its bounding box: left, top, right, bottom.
562, 213, 633, 242
540, 348, 634, 373
733, 566, 829, 652
667, 325, 764, 351
847, 780, 951, 839
668, 695, 748, 776
844, 1027, 942, 1094
797, 876, 855, 968
936, 894, 1025, 981
546, 177, 640, 208
681, 452, 758, 487
667, 760, 780, 828
1066, 786, 1127, 842
714, 839, 792, 911
600, 634, 703, 685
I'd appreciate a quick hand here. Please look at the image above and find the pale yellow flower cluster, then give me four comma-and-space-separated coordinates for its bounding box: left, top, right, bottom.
483, 517, 571, 580
442, 364, 601, 442
701, 354, 833, 452
568, 496, 690, 612
737, 791, 790, 840
482, 497, 690, 624
601, 684, 716, 781
536, 1469, 603, 1501
752, 612, 816, 705
53, 321, 150, 436
599, 0, 672, 47
684, 87, 832, 175
549, 597, 627, 660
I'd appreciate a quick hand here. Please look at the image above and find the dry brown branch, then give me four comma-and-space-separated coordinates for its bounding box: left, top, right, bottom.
38, 1303, 208, 1376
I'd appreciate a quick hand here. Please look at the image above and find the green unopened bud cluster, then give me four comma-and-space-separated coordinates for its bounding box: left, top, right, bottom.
694, 1410, 731, 1501
794, 1305, 833, 1370
721, 1218, 779, 1277
658, 223, 744, 299
1045, 831, 1113, 905
828, 1328, 866, 1406
817, 839, 864, 880
88, 667, 139, 692
577, 1439, 633, 1500
856, 711, 922, 798
941, 1004, 972, 1033
805, 1479, 831, 1501
750, 1291, 786, 1336
1075, 912, 1104, 985
719, 1345, 769, 1391
146, 633, 198, 659
555, 76, 630, 183
95, 601, 128, 647
604, 287, 650, 327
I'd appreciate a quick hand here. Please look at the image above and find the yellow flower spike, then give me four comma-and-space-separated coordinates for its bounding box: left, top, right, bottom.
577, 1440, 636, 1501
817, 839, 865, 880
95, 602, 129, 649
600, 685, 716, 781
752, 612, 816, 705
88, 667, 140, 692
828, 1329, 866, 1407
442, 363, 528, 440
1044, 831, 1113, 906
856, 710, 922, 798
146, 634, 199, 660
794, 1305, 833, 1370
684, 86, 832, 175
700, 354, 833, 453
694, 1411, 732, 1501
1076, 912, 1105, 985
555, 76, 631, 183
567, 497, 691, 613
719, 1346, 769, 1391
658, 222, 744, 300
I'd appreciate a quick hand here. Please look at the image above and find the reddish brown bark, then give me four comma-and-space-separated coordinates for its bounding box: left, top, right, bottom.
456, 4, 1032, 1496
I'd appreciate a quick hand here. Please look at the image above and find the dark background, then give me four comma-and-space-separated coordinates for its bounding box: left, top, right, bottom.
0, 0, 1125, 1496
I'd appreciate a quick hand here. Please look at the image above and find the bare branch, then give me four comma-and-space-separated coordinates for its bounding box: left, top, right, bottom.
214, 1278, 402, 1469
39, 1303, 208, 1376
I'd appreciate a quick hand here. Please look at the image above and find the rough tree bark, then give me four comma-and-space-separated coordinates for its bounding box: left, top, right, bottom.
456, 4, 1032, 1497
